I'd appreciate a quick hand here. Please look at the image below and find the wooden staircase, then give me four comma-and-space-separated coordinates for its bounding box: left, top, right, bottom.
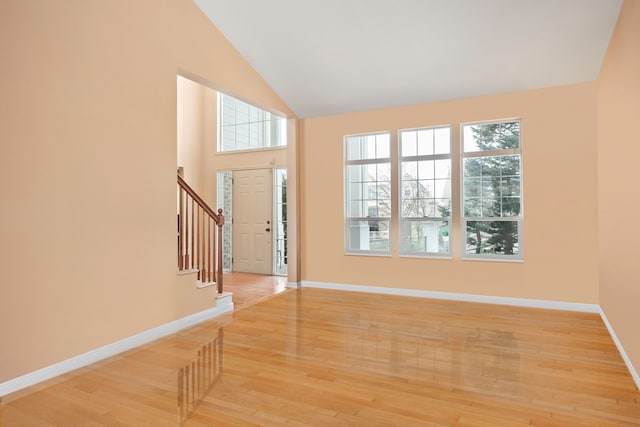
177, 174, 224, 293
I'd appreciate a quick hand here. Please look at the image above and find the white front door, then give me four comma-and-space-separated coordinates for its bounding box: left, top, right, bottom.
232, 169, 273, 274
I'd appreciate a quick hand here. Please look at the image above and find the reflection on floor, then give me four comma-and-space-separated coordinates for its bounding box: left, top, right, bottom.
2, 288, 640, 426
223, 272, 288, 309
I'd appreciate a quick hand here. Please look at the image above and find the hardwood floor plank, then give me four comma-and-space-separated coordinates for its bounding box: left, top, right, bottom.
2, 284, 640, 426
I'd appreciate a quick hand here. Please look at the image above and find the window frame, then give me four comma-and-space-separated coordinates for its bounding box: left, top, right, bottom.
398, 125, 453, 258
344, 131, 392, 256
217, 92, 287, 153
460, 118, 524, 261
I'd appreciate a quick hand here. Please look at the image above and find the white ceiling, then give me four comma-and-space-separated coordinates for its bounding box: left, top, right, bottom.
194, 0, 622, 118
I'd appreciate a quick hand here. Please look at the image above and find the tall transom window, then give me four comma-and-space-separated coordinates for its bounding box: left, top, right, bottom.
218, 93, 286, 152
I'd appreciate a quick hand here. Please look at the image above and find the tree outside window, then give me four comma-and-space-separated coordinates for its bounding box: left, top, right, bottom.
462, 120, 522, 258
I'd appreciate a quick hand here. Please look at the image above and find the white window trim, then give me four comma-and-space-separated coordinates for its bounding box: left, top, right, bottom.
344, 131, 392, 256
217, 92, 287, 153
460, 119, 524, 261
398, 125, 453, 258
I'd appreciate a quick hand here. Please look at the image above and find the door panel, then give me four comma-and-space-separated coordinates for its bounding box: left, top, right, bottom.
233, 169, 272, 274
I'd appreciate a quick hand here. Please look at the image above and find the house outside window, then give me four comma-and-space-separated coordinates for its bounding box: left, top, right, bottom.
344, 132, 391, 255
399, 126, 452, 257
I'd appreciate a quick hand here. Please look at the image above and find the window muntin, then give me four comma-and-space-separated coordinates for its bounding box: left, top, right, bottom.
345, 132, 391, 254
462, 120, 522, 259
399, 126, 452, 256
218, 93, 286, 152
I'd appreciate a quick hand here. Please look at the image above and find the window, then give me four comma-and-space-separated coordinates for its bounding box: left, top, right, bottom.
344, 132, 391, 254
399, 126, 452, 256
218, 93, 286, 152
274, 168, 288, 276
216, 171, 233, 271
462, 120, 522, 259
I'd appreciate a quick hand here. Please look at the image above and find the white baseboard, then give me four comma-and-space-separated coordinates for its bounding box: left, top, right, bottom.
286, 281, 301, 289
0, 300, 234, 397
301, 280, 600, 313
216, 291, 234, 311
599, 308, 640, 390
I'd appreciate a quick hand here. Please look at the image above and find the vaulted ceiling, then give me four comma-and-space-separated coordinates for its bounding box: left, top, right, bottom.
194, 0, 622, 118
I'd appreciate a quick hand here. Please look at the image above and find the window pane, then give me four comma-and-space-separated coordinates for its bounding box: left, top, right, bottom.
402, 180, 418, 199
500, 155, 521, 176
481, 178, 495, 198
401, 130, 417, 157
482, 198, 499, 217
421, 199, 436, 217
463, 121, 520, 152
377, 163, 391, 181
366, 137, 376, 158
401, 220, 449, 254
464, 198, 481, 217
401, 126, 451, 159
465, 220, 519, 255
501, 176, 520, 196
435, 199, 451, 217
418, 180, 434, 198
463, 158, 482, 177
346, 133, 390, 161
366, 164, 378, 181
464, 177, 481, 198
366, 201, 379, 217
402, 199, 420, 218
417, 129, 434, 156
434, 159, 450, 179
376, 137, 390, 159
463, 155, 521, 218
366, 182, 377, 200
219, 93, 286, 152
348, 201, 364, 217
378, 200, 391, 217
418, 161, 434, 179
347, 219, 390, 252
501, 197, 521, 216
402, 161, 418, 180
346, 165, 363, 184
346, 136, 365, 160
434, 127, 451, 154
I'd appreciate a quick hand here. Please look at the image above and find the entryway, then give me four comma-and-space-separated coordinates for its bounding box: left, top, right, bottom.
232, 168, 273, 274
217, 167, 288, 282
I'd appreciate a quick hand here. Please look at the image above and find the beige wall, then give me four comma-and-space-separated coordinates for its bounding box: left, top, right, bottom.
597, 0, 640, 376
0, 0, 293, 384
177, 76, 217, 206
301, 83, 599, 303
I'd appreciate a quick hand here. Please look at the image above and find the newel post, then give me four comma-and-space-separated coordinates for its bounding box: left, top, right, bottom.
217, 208, 224, 294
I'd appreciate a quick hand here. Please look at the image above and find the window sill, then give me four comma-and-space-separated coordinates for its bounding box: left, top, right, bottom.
462, 256, 524, 263
400, 254, 453, 260
344, 251, 392, 258
216, 146, 287, 155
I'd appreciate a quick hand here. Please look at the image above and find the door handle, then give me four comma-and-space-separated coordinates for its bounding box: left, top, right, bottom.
266, 228, 271, 232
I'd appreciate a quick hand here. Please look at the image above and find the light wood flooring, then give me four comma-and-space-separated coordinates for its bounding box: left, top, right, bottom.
223, 272, 288, 309
2, 285, 640, 426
